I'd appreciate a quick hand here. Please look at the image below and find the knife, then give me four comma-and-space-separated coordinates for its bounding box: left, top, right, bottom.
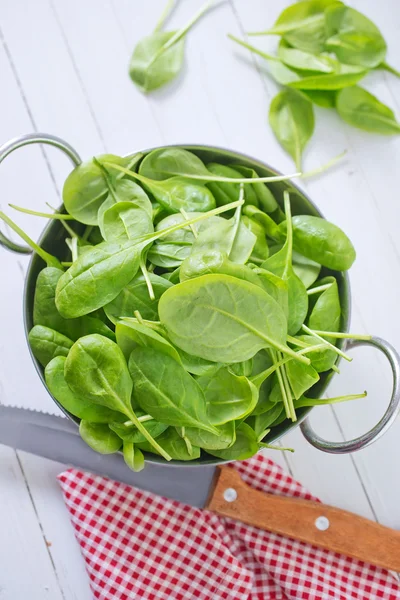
2, 405, 400, 572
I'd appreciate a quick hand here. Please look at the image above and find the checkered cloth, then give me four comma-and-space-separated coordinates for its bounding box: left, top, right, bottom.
58, 454, 400, 599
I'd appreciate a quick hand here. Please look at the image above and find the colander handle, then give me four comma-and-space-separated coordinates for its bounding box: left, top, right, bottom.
0, 133, 81, 254
300, 336, 400, 453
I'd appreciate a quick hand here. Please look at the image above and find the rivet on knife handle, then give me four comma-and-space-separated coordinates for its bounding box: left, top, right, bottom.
206, 466, 400, 572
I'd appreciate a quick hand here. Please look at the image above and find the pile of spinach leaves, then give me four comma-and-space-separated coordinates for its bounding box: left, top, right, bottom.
229, 0, 400, 169
3, 146, 368, 471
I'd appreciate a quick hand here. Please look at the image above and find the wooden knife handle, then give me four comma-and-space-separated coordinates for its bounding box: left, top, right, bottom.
206, 466, 400, 572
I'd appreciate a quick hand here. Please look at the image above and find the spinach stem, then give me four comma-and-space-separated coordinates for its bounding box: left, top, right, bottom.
82, 225, 94, 242
311, 330, 372, 341
66, 237, 78, 262
228, 34, 279, 61
301, 150, 347, 179
126, 408, 172, 461
280, 355, 297, 421
271, 350, 292, 420
60, 219, 78, 239
151, 0, 214, 65
134, 310, 145, 325
137, 415, 154, 423
295, 391, 367, 408
302, 324, 353, 362
0, 211, 62, 268
140, 258, 156, 300
332, 364, 340, 374
251, 344, 320, 388
9, 204, 75, 220
154, 0, 175, 32
259, 442, 294, 452
307, 282, 333, 295
381, 61, 400, 79
103, 161, 301, 184
282, 191, 292, 280
180, 207, 198, 238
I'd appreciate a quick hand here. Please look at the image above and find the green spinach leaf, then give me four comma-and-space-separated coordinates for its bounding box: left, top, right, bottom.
79, 421, 122, 454
29, 325, 73, 367
336, 86, 400, 134
207, 423, 259, 460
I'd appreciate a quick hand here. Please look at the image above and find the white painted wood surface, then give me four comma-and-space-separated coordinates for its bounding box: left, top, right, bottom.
0, 1, 399, 597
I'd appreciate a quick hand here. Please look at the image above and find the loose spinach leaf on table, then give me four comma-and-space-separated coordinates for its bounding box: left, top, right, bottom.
289, 70, 366, 91
79, 421, 122, 454
159, 273, 305, 364
336, 86, 400, 134
278, 39, 335, 73
128, 347, 218, 433
269, 88, 315, 170
29, 325, 73, 367
325, 4, 387, 69
129, 0, 212, 93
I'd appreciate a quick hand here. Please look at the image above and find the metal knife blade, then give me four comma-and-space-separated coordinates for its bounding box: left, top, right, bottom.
0, 405, 216, 507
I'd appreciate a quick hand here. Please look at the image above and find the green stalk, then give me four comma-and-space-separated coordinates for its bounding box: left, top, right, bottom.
228, 34, 279, 61
302, 324, 353, 362
104, 160, 301, 185
9, 204, 75, 220
307, 283, 333, 295
140, 258, 156, 300
0, 211, 62, 268
381, 61, 400, 79
248, 14, 324, 36
154, 0, 175, 32
311, 330, 372, 341
151, 0, 214, 65
259, 442, 294, 452
180, 207, 198, 238
295, 391, 367, 408
282, 191, 292, 280
271, 350, 292, 420
301, 150, 347, 179
126, 408, 172, 461
280, 354, 296, 421
250, 344, 323, 388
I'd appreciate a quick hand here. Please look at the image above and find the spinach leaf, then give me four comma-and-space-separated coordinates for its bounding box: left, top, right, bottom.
289, 70, 366, 90
302, 90, 337, 109
65, 334, 171, 460
242, 205, 281, 240
278, 40, 335, 73
129, 1, 212, 93
174, 348, 222, 377
139, 147, 209, 180
128, 347, 218, 433
286, 360, 319, 400
104, 272, 172, 324
123, 442, 145, 472
63, 154, 142, 225
147, 243, 192, 268
79, 421, 122, 454
229, 359, 253, 377
248, 0, 339, 54
325, 5, 387, 68
293, 335, 337, 372
249, 266, 288, 312
280, 215, 356, 270
336, 86, 400, 134
179, 250, 264, 288
137, 429, 201, 461
308, 276, 341, 334
29, 325, 73, 367
207, 423, 259, 460
45, 356, 125, 422
116, 321, 181, 364
242, 216, 269, 264
291, 251, 321, 288
197, 367, 258, 425
269, 88, 314, 170
184, 421, 236, 450
56, 241, 142, 318
252, 403, 284, 438
159, 273, 305, 364
100, 202, 154, 243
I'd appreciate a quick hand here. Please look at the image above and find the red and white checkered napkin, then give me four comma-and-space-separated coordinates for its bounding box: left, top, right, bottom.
58, 454, 400, 600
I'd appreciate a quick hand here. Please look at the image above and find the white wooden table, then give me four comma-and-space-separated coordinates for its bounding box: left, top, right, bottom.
1, 1, 400, 597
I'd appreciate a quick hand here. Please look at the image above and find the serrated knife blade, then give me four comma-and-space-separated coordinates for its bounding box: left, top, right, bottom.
0, 405, 215, 507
